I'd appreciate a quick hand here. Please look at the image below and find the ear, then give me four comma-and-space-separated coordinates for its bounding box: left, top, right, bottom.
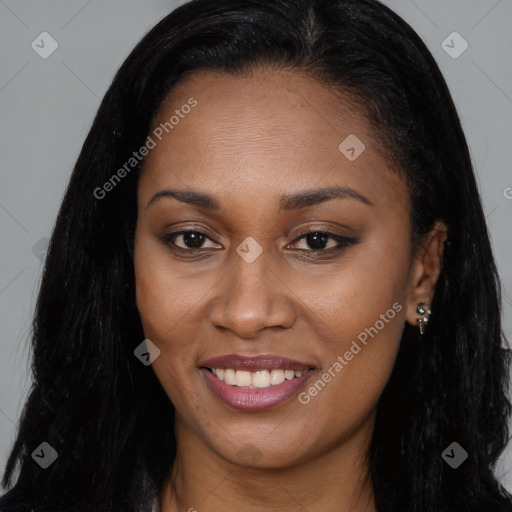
405, 220, 448, 328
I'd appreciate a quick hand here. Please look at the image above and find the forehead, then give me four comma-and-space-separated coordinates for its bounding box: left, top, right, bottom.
150, 68, 372, 162
140, 69, 408, 213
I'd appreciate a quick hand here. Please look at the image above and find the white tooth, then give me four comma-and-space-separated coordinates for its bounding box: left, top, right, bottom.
224, 369, 236, 385
252, 370, 271, 388
270, 369, 285, 385
235, 370, 252, 387
216, 368, 303, 387
284, 370, 295, 380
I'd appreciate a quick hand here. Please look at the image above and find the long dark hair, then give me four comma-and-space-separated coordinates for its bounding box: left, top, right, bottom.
1, 1, 511, 511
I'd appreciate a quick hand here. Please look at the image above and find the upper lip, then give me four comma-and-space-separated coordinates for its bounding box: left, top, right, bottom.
200, 354, 314, 372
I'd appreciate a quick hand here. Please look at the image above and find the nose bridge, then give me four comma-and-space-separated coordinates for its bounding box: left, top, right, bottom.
210, 246, 295, 337
231, 251, 272, 306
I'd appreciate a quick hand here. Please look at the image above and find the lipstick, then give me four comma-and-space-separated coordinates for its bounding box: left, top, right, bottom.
200, 354, 315, 411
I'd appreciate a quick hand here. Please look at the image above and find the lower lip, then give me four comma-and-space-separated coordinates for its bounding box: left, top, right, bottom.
201, 368, 314, 411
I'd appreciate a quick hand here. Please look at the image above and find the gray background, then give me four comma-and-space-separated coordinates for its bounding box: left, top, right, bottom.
1, 0, 511, 492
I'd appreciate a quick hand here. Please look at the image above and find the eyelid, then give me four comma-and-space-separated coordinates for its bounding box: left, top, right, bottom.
162, 229, 222, 250
291, 225, 351, 239
287, 229, 358, 252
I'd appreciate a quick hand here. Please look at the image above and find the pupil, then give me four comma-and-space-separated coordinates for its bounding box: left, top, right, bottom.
184, 232, 205, 248
307, 232, 328, 250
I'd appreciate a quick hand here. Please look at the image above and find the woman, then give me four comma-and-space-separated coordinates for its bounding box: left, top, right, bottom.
1, 0, 511, 510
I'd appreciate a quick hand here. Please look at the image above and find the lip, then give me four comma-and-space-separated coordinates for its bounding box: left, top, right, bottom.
200, 354, 315, 411
200, 354, 314, 372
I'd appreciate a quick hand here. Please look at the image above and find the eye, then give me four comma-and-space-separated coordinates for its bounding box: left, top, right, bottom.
160, 230, 222, 251
160, 228, 357, 255
288, 230, 357, 252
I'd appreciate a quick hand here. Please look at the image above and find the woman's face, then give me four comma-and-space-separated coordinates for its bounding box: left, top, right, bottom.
134, 69, 437, 469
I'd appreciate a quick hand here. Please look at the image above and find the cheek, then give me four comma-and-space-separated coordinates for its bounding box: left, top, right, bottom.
133, 228, 220, 413
134, 257, 199, 411
296, 232, 410, 412
134, 223, 189, 332
134, 239, 168, 340
133, 231, 196, 366
304, 230, 410, 343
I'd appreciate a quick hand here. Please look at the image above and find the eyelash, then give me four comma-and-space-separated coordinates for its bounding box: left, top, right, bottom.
159, 229, 358, 256
291, 229, 358, 254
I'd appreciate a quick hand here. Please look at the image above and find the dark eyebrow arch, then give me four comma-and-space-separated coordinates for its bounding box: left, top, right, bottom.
279, 185, 373, 210
146, 189, 221, 210
146, 185, 373, 211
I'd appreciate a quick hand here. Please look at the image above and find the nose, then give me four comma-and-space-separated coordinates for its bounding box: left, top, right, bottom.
209, 250, 296, 339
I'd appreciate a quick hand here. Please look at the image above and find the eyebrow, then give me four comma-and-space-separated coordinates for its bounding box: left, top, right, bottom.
279, 185, 373, 210
146, 185, 373, 211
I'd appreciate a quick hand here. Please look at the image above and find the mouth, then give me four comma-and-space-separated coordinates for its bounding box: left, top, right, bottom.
200, 354, 315, 411
206, 367, 308, 388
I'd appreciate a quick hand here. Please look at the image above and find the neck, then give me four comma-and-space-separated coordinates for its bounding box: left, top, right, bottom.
160, 413, 377, 512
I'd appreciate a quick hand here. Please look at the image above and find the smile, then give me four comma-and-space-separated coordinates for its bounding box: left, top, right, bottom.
200, 354, 315, 411
209, 368, 306, 388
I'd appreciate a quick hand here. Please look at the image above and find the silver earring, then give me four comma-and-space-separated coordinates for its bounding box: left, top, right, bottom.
416, 302, 431, 335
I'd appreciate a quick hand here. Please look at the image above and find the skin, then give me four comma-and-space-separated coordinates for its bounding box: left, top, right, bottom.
134, 69, 447, 512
